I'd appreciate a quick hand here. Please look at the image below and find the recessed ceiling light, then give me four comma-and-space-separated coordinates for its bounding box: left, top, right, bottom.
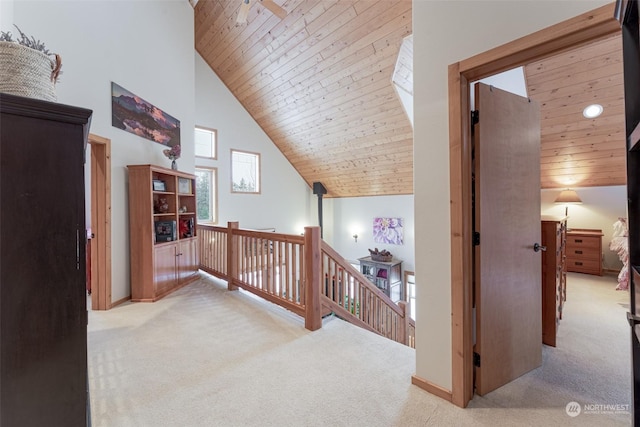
583, 104, 603, 119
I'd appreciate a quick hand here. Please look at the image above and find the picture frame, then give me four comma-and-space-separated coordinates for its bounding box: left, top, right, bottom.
111, 82, 180, 146
152, 180, 166, 192
179, 218, 195, 238
373, 217, 404, 245
154, 220, 176, 243
178, 177, 192, 194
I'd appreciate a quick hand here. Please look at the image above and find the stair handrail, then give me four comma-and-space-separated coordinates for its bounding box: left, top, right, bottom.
320, 241, 415, 346
197, 222, 415, 347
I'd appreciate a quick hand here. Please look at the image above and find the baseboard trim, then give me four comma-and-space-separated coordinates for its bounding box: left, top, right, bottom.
110, 295, 131, 309
411, 375, 453, 402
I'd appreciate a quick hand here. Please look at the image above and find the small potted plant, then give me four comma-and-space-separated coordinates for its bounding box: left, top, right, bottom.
163, 144, 181, 170
0, 25, 62, 102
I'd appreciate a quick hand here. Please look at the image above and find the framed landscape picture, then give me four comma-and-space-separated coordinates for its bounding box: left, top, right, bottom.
111, 82, 180, 147
152, 180, 166, 191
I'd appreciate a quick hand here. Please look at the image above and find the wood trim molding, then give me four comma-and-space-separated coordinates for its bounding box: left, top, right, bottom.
458, 3, 620, 80
448, 2, 620, 409
110, 295, 130, 308
411, 375, 453, 402
448, 61, 474, 408
88, 133, 112, 310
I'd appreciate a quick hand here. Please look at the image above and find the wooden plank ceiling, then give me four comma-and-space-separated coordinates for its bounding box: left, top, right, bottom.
524, 34, 626, 189
194, 0, 413, 198
195, 1, 625, 197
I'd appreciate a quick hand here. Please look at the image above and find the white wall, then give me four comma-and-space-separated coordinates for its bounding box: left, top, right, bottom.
14, 0, 195, 303
542, 186, 627, 271
194, 54, 313, 234
413, 0, 611, 391
327, 195, 415, 272
0, 0, 14, 32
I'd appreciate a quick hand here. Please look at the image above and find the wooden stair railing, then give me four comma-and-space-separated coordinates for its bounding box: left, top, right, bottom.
320, 242, 415, 347
197, 222, 415, 347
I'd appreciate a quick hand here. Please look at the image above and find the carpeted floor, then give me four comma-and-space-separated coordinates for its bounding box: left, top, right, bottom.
88, 272, 630, 426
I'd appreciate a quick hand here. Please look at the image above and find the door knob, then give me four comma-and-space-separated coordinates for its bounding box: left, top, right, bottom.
533, 243, 546, 252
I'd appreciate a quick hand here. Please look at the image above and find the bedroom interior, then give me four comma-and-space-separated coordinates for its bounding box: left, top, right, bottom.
0, 0, 635, 424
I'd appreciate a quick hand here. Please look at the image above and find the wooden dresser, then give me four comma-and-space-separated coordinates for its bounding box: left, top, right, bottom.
566, 229, 603, 276
541, 216, 567, 347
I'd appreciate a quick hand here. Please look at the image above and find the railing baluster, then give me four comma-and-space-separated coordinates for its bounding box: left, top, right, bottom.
285, 242, 290, 301
197, 224, 414, 347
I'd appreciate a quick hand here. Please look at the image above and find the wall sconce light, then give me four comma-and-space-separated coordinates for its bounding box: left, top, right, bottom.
353, 234, 358, 242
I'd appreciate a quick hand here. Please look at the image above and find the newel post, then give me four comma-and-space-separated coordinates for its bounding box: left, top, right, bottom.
227, 221, 239, 291
398, 301, 409, 346
304, 226, 322, 331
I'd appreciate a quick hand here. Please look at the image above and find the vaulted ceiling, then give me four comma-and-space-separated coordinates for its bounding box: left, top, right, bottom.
524, 33, 625, 189
194, 0, 413, 198
194, 1, 626, 198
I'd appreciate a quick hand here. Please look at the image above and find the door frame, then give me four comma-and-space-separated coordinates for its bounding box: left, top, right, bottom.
88, 134, 112, 310
447, 3, 621, 407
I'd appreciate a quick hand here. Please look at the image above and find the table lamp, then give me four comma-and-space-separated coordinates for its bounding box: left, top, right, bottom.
554, 189, 582, 228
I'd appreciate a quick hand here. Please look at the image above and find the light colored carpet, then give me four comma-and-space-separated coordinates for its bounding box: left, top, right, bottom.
88, 272, 630, 426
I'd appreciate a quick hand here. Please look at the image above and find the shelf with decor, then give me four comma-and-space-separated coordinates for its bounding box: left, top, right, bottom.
358, 256, 403, 303
127, 164, 199, 302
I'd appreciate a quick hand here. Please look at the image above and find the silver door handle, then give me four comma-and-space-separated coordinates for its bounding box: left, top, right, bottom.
533, 243, 546, 252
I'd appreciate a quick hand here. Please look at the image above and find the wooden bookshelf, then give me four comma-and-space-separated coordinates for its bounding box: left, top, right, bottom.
127, 164, 199, 301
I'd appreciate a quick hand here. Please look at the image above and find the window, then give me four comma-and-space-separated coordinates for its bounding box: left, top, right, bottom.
404, 271, 415, 320
194, 126, 217, 159
195, 167, 217, 223
231, 149, 260, 193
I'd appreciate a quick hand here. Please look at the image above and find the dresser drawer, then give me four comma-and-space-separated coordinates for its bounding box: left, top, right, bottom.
565, 229, 603, 276
566, 235, 600, 249
566, 257, 601, 274
565, 246, 600, 261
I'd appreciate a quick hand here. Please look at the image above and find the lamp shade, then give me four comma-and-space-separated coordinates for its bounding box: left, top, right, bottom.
555, 189, 582, 204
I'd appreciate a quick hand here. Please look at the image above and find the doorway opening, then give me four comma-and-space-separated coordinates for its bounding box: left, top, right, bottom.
88, 134, 112, 310
448, 3, 622, 407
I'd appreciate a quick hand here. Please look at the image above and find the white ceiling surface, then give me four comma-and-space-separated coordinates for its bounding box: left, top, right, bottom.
470, 67, 528, 110
392, 35, 414, 127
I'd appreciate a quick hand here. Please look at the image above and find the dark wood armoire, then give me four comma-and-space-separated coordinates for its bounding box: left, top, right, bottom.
0, 93, 92, 426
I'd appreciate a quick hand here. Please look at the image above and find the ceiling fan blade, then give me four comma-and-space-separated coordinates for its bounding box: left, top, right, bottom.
236, 0, 252, 24
259, 0, 287, 20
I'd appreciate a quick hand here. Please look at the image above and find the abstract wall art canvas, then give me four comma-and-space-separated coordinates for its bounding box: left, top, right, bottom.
373, 217, 404, 245
111, 82, 180, 147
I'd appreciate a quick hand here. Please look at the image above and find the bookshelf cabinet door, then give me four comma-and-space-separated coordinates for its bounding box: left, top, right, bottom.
154, 244, 178, 296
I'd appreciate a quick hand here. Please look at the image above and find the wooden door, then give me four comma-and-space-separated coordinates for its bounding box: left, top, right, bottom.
89, 134, 112, 310
474, 83, 542, 395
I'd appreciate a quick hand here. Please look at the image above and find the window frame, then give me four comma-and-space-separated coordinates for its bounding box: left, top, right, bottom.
194, 126, 217, 160
230, 149, 261, 194
194, 166, 218, 224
